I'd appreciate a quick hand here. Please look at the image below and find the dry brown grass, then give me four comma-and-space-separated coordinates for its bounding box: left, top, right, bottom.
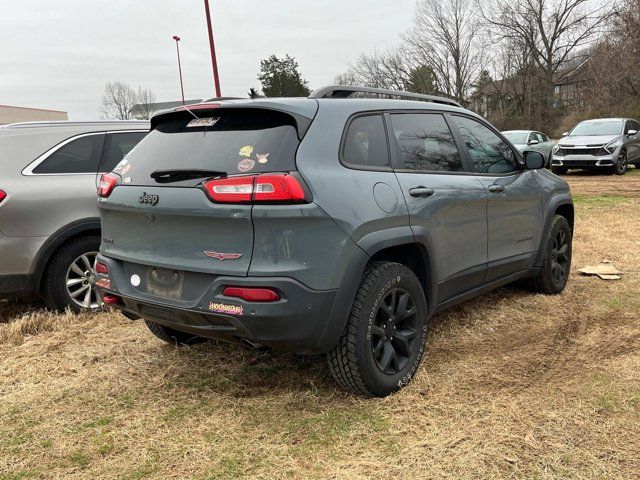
1, 174, 639, 479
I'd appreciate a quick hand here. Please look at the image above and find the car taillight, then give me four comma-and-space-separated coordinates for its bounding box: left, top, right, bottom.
95, 261, 109, 274
102, 294, 121, 305
203, 173, 306, 204
97, 173, 120, 198
0, 190, 6, 204
222, 287, 280, 302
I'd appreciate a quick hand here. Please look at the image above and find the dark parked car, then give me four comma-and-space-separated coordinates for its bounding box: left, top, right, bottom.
94, 86, 573, 396
0, 121, 148, 310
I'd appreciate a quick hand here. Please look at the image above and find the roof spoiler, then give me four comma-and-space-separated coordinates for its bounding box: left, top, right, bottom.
309, 85, 462, 108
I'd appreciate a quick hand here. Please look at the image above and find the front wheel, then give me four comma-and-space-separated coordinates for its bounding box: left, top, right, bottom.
526, 215, 572, 294
614, 151, 628, 175
327, 261, 428, 397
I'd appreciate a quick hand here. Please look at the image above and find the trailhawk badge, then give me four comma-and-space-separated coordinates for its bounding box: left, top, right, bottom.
204, 251, 243, 261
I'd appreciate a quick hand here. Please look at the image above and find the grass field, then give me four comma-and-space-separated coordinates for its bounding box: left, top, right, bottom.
1, 169, 639, 479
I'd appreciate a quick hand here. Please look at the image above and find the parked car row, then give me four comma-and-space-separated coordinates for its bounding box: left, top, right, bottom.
501, 117, 640, 175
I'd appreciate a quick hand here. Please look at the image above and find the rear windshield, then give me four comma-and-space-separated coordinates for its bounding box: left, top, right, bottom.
116, 109, 300, 186
570, 121, 623, 136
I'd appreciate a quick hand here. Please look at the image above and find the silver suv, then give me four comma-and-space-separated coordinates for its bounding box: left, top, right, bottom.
0, 121, 148, 311
551, 118, 640, 175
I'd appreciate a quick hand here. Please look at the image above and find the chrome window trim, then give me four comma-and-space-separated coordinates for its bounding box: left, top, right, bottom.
21, 129, 148, 176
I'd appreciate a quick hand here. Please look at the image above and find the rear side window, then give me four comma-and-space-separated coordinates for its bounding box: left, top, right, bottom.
390, 113, 463, 172
33, 134, 104, 174
342, 115, 390, 168
100, 131, 147, 172
451, 116, 518, 174
122, 109, 300, 186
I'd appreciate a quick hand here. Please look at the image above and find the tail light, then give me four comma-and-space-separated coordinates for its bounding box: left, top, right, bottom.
95, 261, 109, 275
98, 173, 121, 198
102, 294, 121, 305
203, 173, 306, 204
0, 190, 6, 204
223, 286, 280, 302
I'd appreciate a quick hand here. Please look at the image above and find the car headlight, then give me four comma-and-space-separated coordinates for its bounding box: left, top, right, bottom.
604, 140, 622, 154
552, 144, 560, 154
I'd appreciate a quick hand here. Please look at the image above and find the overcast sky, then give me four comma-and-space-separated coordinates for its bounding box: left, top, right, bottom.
0, 0, 415, 119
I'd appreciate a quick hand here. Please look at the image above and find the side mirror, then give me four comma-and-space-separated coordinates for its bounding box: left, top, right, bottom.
627, 129, 637, 137
562, 132, 569, 137
523, 150, 545, 170
528, 139, 540, 145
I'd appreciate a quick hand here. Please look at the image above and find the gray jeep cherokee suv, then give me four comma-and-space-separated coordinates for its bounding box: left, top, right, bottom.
0, 121, 147, 310
95, 86, 573, 397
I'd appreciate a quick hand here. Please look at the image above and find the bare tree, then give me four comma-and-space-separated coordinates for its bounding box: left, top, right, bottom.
406, 0, 482, 103
133, 86, 156, 120
101, 81, 137, 120
480, 0, 613, 125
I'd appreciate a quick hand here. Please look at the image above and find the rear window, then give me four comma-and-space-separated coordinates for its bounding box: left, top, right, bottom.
117, 109, 300, 186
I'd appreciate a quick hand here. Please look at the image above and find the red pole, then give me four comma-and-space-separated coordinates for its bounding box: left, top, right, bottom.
204, 0, 222, 97
172, 35, 185, 105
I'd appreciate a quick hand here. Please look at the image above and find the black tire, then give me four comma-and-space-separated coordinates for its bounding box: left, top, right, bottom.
144, 320, 207, 346
327, 261, 428, 397
551, 166, 568, 175
42, 235, 101, 313
526, 215, 572, 294
614, 151, 628, 175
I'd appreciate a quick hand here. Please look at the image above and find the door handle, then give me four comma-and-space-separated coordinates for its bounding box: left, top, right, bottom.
488, 184, 504, 193
409, 187, 435, 198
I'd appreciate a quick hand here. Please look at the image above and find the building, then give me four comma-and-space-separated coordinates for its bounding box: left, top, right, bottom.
129, 100, 202, 120
0, 104, 68, 125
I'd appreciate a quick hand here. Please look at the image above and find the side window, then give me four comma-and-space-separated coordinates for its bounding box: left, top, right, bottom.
390, 113, 463, 172
624, 121, 632, 134
342, 115, 389, 168
534, 132, 544, 143
99, 131, 147, 172
451, 116, 518, 174
33, 134, 105, 174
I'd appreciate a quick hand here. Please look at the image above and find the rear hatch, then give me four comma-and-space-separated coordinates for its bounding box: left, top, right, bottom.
99, 103, 316, 281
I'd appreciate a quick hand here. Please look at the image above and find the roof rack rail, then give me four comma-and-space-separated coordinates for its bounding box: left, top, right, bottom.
309, 85, 462, 108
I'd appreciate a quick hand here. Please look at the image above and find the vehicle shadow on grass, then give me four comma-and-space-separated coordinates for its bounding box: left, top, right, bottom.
145, 286, 527, 399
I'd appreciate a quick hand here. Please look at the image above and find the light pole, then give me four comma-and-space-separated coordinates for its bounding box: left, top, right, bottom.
172, 35, 186, 105
204, 0, 222, 97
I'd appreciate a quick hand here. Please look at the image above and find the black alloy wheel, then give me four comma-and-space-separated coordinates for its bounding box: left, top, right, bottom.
370, 288, 419, 375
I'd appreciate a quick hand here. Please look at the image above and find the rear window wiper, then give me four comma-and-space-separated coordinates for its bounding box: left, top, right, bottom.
150, 169, 226, 183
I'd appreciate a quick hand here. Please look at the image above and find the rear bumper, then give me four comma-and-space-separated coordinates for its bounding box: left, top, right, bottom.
95, 255, 340, 353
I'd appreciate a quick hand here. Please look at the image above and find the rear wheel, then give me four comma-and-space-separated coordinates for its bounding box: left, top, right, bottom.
42, 236, 102, 313
327, 261, 428, 397
144, 320, 207, 346
551, 166, 568, 175
526, 215, 572, 294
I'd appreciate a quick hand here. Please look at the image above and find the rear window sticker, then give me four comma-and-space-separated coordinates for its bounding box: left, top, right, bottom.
121, 164, 132, 175
237, 158, 255, 172
113, 158, 128, 173
239, 145, 254, 157
187, 117, 219, 128
209, 302, 243, 316
256, 153, 270, 164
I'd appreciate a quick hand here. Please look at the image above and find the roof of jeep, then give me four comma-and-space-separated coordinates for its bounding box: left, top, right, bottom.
152, 97, 472, 125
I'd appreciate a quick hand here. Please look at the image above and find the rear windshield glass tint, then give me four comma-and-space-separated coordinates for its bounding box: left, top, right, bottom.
117, 109, 300, 186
